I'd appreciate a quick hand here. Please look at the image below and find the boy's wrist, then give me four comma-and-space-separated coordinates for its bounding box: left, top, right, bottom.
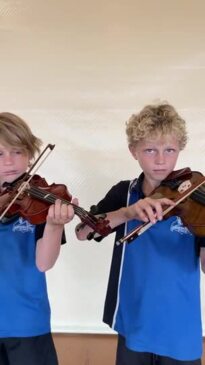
120, 207, 134, 222
45, 221, 64, 231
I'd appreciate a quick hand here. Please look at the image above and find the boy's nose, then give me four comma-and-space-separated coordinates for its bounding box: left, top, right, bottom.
155, 152, 165, 164
3, 154, 13, 165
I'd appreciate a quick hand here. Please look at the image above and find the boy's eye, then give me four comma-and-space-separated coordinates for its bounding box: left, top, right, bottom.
12, 150, 22, 155
145, 149, 155, 153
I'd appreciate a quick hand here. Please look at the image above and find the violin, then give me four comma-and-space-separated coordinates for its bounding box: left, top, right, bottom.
118, 167, 205, 244
0, 144, 111, 238
0, 173, 111, 237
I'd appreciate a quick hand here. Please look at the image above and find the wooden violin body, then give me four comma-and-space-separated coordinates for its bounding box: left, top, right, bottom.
119, 168, 205, 244
152, 170, 205, 237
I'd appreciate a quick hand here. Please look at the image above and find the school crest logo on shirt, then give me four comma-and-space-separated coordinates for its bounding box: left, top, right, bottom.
12, 217, 35, 233
170, 216, 192, 236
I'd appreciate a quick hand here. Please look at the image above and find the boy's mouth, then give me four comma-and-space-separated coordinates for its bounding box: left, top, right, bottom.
3, 170, 18, 176
3, 170, 18, 178
153, 169, 167, 173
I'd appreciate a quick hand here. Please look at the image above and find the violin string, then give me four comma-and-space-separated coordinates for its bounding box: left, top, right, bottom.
28, 186, 88, 217
164, 181, 205, 205
190, 183, 205, 205
27, 186, 98, 226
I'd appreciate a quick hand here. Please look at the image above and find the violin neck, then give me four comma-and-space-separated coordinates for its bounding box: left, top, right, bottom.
27, 186, 98, 227
28, 186, 69, 206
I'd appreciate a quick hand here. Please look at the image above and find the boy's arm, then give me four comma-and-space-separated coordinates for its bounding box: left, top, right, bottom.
76, 208, 130, 240
36, 199, 76, 272
76, 196, 175, 241
196, 236, 205, 273
200, 247, 205, 273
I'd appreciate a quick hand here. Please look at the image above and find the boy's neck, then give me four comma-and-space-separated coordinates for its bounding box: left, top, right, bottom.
142, 178, 161, 196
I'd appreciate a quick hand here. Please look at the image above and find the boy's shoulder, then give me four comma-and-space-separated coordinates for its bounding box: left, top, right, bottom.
114, 176, 140, 188
112, 179, 132, 190
96, 178, 138, 213
108, 178, 138, 196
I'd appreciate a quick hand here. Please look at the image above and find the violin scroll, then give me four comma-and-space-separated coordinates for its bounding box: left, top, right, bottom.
75, 205, 111, 239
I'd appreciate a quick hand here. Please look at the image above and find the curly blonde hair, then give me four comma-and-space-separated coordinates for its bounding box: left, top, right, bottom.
126, 103, 187, 150
0, 112, 42, 158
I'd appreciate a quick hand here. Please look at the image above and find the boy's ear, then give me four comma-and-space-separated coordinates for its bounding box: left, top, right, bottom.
128, 144, 138, 160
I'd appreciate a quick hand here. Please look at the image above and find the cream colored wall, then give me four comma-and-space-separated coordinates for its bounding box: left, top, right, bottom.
0, 0, 204, 334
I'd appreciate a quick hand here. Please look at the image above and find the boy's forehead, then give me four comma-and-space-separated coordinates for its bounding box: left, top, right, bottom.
144, 131, 177, 141
139, 133, 179, 145
0, 142, 26, 151
0, 142, 9, 149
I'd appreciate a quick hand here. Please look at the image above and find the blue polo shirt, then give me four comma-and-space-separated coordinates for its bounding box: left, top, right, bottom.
95, 174, 204, 361
0, 217, 50, 337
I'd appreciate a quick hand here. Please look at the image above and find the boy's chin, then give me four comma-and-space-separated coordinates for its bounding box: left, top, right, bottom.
2, 173, 24, 186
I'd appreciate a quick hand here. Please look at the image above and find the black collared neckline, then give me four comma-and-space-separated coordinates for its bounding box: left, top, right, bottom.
129, 172, 145, 198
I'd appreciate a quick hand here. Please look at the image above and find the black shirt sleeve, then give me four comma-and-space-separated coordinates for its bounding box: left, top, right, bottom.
196, 236, 205, 248
92, 180, 130, 241
96, 181, 129, 213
